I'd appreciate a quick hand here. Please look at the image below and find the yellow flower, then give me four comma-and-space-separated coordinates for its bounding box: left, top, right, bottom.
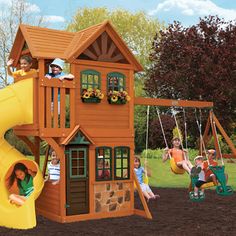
126, 95, 131, 101
83, 92, 90, 99
111, 95, 118, 102
98, 93, 104, 99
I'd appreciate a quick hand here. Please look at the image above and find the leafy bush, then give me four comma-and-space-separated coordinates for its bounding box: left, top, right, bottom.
5, 129, 31, 155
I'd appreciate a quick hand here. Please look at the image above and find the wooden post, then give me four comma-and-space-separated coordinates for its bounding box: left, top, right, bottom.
38, 59, 45, 135
42, 145, 50, 177
210, 111, 221, 161
133, 170, 152, 219
34, 136, 41, 165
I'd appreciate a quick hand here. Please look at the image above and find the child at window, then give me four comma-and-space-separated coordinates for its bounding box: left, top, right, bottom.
134, 156, 159, 202
97, 156, 110, 180
45, 58, 74, 80
7, 55, 37, 80
8, 162, 36, 206
45, 149, 60, 185
163, 137, 194, 174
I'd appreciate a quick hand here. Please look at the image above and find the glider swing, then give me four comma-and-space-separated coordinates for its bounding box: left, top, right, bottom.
209, 112, 233, 196
189, 110, 233, 202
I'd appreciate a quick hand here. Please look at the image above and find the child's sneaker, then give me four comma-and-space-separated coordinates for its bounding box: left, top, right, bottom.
193, 192, 198, 199
199, 191, 204, 197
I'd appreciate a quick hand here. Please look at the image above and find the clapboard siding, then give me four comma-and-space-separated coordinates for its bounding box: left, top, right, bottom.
36, 182, 60, 216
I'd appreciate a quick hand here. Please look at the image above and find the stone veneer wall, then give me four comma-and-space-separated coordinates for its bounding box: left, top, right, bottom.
94, 182, 131, 213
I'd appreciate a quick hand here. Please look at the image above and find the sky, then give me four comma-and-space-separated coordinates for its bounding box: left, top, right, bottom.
24, 0, 236, 29
1, 0, 236, 29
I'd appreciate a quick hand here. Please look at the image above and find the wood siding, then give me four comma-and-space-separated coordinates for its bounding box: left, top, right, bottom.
36, 182, 60, 216
75, 64, 132, 134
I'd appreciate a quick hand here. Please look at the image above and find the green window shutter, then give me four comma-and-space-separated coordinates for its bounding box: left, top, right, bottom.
107, 72, 126, 92
114, 146, 130, 180
80, 69, 101, 92
95, 146, 112, 181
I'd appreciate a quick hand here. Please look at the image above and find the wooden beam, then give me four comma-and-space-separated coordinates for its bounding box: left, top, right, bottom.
210, 112, 221, 162
223, 154, 236, 159
17, 136, 36, 156
134, 97, 213, 108
107, 42, 116, 57
83, 49, 98, 60
110, 53, 124, 62
133, 170, 152, 219
212, 113, 236, 157
92, 40, 101, 56
101, 32, 108, 54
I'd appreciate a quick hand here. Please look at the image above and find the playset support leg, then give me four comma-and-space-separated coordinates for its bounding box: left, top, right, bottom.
133, 170, 152, 219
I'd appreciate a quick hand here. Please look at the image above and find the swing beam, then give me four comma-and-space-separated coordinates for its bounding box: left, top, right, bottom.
134, 97, 213, 108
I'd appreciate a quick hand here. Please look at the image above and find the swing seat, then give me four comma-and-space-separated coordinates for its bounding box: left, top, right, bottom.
188, 176, 216, 193
170, 158, 185, 175
209, 166, 234, 196
200, 181, 216, 189
134, 176, 149, 189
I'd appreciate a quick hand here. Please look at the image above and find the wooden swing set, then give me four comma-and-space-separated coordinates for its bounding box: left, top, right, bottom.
133, 97, 236, 217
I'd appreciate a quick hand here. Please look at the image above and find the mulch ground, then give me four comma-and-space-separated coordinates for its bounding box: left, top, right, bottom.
1, 187, 236, 236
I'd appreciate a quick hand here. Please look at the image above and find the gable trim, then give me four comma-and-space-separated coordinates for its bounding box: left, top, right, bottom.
61, 125, 95, 145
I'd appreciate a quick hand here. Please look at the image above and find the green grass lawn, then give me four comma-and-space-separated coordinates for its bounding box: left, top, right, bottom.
26, 154, 236, 190
143, 158, 236, 189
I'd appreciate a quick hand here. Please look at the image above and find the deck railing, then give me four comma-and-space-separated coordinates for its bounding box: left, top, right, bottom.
38, 76, 76, 137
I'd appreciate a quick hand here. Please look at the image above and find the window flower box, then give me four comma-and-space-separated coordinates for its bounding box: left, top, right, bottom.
107, 90, 130, 105
81, 88, 104, 103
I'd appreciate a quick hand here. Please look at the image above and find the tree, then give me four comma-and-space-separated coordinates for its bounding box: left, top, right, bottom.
148, 114, 175, 149
0, 0, 45, 88
68, 8, 165, 152
67, 7, 164, 69
145, 16, 236, 135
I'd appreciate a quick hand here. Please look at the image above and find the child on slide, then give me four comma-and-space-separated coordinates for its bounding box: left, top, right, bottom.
134, 156, 160, 202
8, 163, 36, 206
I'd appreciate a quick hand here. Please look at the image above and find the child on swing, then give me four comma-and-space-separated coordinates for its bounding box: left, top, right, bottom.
193, 156, 206, 198
203, 149, 218, 185
163, 137, 198, 175
134, 156, 160, 202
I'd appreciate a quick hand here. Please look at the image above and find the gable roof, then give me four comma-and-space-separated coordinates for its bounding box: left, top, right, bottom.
9, 21, 143, 71
61, 125, 95, 145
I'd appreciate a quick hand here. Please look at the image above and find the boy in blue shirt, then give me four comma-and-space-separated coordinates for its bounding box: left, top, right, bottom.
45, 58, 74, 80
45, 58, 74, 115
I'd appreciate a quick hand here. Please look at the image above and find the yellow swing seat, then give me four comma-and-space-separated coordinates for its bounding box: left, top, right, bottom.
200, 181, 216, 189
134, 175, 149, 189
188, 181, 216, 192
170, 158, 186, 175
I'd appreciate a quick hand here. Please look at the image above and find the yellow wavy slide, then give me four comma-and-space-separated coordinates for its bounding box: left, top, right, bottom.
0, 78, 44, 229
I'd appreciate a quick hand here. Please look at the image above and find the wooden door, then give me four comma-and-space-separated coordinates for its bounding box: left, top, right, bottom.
66, 147, 89, 215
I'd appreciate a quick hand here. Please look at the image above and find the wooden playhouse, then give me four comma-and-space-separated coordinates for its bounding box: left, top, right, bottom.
9, 20, 151, 223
